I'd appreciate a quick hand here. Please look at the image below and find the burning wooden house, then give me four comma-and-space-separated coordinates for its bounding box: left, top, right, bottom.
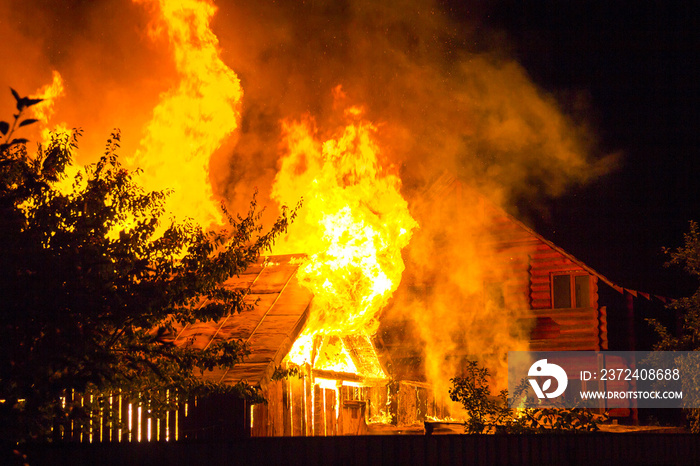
375, 175, 668, 424
19, 0, 674, 444
156, 175, 666, 438
61, 183, 665, 442
163, 254, 395, 438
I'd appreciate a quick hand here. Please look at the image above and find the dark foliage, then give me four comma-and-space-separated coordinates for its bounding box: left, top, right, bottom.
647, 221, 700, 431
0, 89, 295, 442
449, 360, 602, 433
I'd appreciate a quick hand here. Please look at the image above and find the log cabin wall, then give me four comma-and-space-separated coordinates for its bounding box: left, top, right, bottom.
481, 199, 605, 351
528, 243, 602, 351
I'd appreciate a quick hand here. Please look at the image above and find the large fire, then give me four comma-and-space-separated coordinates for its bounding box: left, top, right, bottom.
272, 89, 417, 372
28, 0, 241, 229
126, 0, 243, 229
9, 0, 611, 434
31, 70, 68, 143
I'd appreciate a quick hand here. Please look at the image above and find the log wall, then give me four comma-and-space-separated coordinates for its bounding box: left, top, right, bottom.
482, 201, 605, 351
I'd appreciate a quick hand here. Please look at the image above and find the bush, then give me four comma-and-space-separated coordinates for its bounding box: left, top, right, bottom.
449, 360, 603, 433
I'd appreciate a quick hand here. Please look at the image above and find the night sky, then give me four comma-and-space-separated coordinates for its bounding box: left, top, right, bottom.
458, 1, 699, 298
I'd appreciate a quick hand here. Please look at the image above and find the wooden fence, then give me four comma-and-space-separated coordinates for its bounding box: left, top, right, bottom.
53, 391, 251, 443
21, 433, 700, 466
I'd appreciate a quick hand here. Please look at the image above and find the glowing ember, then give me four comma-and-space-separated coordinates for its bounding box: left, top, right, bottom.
368, 410, 394, 425
127, 0, 243, 228
272, 90, 417, 370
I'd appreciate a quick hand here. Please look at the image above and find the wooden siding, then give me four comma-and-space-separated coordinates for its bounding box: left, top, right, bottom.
250, 347, 399, 438
480, 198, 604, 351
389, 381, 450, 428
251, 376, 391, 437
528, 243, 601, 350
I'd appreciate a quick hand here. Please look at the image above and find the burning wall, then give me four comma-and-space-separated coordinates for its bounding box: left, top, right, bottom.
2, 0, 615, 421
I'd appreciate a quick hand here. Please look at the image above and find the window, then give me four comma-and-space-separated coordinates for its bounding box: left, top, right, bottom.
552, 273, 591, 309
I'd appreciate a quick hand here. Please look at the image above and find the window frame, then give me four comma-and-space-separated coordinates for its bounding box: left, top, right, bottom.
551, 272, 592, 309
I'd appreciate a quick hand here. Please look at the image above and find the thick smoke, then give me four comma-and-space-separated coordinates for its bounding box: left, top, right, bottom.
208, 0, 614, 407
1, 0, 612, 207
209, 0, 614, 215
3, 0, 613, 411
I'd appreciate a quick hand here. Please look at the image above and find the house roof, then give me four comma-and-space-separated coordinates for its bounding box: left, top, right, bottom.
169, 254, 312, 386
426, 172, 669, 303
312, 334, 388, 381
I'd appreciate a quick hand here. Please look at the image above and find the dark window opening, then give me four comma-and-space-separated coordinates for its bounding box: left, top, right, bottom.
552, 275, 572, 308
552, 273, 591, 309
575, 275, 591, 308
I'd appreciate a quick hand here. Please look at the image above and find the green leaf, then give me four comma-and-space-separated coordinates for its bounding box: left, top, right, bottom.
0, 121, 8, 135
19, 118, 39, 128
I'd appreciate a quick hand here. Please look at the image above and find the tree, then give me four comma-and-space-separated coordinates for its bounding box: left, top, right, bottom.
649, 221, 700, 351
0, 90, 295, 443
647, 221, 700, 431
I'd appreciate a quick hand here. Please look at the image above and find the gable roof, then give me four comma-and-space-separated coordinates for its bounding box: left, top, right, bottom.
426, 172, 669, 303
312, 334, 388, 381
169, 254, 312, 386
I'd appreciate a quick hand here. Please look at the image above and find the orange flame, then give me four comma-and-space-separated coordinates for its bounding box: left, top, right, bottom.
30, 71, 79, 195
31, 70, 65, 135
272, 92, 417, 370
32, 71, 71, 145
128, 0, 243, 228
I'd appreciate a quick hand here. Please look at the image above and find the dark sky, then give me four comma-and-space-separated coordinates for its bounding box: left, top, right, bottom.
457, 0, 699, 297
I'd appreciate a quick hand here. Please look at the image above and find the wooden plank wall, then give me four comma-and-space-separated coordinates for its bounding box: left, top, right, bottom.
252, 377, 392, 437
392, 381, 448, 427
253, 377, 313, 437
